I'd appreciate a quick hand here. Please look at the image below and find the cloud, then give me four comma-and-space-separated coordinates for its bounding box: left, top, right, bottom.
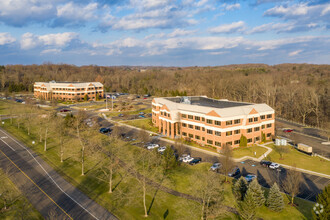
20, 32, 79, 50
248, 22, 320, 34
209, 21, 245, 33
0, 33, 16, 45
221, 3, 240, 11
167, 29, 196, 37
289, 49, 303, 56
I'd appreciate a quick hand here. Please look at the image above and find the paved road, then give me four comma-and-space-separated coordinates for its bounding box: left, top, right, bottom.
98, 116, 329, 202
0, 128, 117, 220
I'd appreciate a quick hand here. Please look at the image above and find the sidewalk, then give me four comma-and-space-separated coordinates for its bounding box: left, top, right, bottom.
103, 114, 330, 180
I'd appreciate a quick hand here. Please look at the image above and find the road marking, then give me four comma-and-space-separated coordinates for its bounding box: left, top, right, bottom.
0, 148, 73, 219
1, 136, 7, 139
0, 129, 101, 220
0, 138, 15, 151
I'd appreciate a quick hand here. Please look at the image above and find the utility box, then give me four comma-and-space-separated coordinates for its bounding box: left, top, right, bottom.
297, 143, 313, 155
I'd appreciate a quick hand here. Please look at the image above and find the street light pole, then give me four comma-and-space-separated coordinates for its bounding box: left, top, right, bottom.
106, 94, 108, 110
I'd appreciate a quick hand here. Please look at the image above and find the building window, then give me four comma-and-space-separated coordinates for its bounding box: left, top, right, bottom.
247, 138, 252, 143
215, 131, 221, 136
202, 127, 205, 131
207, 129, 213, 134
207, 140, 213, 145
168, 114, 171, 118
188, 115, 193, 119
195, 126, 201, 130
267, 133, 271, 137
195, 135, 201, 140
234, 119, 241, 124
195, 116, 200, 121
226, 131, 232, 136
215, 121, 221, 126
267, 123, 272, 128
188, 124, 193, 129
234, 129, 240, 134
215, 141, 221, 147
226, 141, 232, 146
260, 115, 265, 120
254, 127, 260, 132
181, 114, 187, 118
226, 120, 232, 126
254, 117, 258, 122
164, 112, 167, 116
234, 140, 240, 145
267, 114, 272, 119
247, 128, 252, 133
206, 119, 213, 124
255, 136, 260, 142
201, 117, 205, 121
248, 118, 253, 123
182, 132, 187, 136
202, 137, 205, 141
189, 134, 193, 138
261, 125, 265, 129
182, 123, 187, 127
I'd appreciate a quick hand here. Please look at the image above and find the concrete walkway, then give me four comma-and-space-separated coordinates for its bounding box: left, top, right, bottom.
103, 114, 330, 179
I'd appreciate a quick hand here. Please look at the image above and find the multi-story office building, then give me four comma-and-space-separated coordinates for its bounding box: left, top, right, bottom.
152, 96, 275, 149
34, 81, 104, 101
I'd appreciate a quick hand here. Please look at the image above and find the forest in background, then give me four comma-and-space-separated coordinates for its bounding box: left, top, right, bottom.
0, 63, 329, 129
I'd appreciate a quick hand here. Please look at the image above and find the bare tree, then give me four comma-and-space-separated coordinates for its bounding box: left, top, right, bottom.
138, 126, 150, 144
74, 110, 89, 175
283, 166, 302, 205
220, 144, 234, 183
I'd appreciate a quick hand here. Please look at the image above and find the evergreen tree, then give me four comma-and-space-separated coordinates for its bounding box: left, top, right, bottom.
239, 134, 247, 147
233, 176, 248, 201
261, 131, 266, 142
246, 179, 265, 207
313, 184, 329, 220
266, 183, 284, 212
84, 94, 89, 101
237, 190, 256, 220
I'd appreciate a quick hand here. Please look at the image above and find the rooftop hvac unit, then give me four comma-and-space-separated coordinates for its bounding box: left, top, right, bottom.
180, 96, 191, 104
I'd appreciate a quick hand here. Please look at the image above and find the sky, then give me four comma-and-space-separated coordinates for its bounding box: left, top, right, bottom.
0, 0, 329, 66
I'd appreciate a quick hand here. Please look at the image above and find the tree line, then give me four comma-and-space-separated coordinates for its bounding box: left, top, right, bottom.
0, 63, 329, 129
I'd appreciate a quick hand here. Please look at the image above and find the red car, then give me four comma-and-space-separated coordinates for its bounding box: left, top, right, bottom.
60, 109, 70, 112
283, 129, 293, 133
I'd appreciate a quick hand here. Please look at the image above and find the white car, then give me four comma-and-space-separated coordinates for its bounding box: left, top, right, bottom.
269, 163, 280, 169
157, 146, 166, 153
147, 144, 159, 150
210, 162, 221, 171
183, 156, 194, 163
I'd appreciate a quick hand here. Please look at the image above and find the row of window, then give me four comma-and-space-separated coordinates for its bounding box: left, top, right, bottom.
248, 114, 272, 122
160, 112, 171, 118
52, 92, 98, 95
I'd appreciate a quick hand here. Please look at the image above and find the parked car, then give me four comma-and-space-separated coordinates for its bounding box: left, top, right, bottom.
260, 160, 272, 167
147, 144, 159, 150
228, 166, 240, 177
244, 174, 257, 182
60, 109, 70, 112
138, 115, 146, 118
183, 156, 194, 163
179, 154, 190, 162
99, 127, 112, 134
283, 128, 294, 133
189, 157, 202, 165
157, 146, 166, 153
210, 162, 221, 171
118, 114, 124, 117
269, 163, 280, 169
139, 112, 145, 115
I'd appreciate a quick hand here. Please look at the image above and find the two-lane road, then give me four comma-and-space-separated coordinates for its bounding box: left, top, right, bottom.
0, 128, 117, 220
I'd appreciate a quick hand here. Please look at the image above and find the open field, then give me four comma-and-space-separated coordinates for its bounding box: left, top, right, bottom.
123, 118, 158, 133
1, 116, 315, 220
232, 145, 268, 159
266, 143, 330, 175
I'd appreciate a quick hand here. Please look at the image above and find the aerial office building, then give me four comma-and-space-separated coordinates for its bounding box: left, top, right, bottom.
34, 81, 104, 101
152, 96, 275, 149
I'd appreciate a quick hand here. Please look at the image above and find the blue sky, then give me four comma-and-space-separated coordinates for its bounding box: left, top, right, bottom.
0, 0, 329, 66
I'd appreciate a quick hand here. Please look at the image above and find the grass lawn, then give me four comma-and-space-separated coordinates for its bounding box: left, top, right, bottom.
232, 145, 268, 159
0, 100, 25, 115
1, 116, 315, 220
123, 118, 159, 133
266, 143, 330, 175
0, 169, 43, 219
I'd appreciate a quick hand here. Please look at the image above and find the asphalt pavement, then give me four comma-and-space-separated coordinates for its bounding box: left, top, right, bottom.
0, 128, 117, 220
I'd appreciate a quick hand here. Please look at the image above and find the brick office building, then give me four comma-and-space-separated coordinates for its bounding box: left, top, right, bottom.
152, 96, 275, 149
34, 81, 104, 101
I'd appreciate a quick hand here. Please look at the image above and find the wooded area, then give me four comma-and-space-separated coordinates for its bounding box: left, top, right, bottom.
0, 63, 329, 129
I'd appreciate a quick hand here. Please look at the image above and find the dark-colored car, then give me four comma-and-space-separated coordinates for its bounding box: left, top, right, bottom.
260, 160, 272, 167
99, 127, 112, 134
189, 157, 202, 165
228, 166, 240, 177
60, 109, 70, 112
118, 114, 124, 117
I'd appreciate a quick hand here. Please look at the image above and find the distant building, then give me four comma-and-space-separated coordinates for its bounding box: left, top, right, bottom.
152, 96, 275, 149
34, 81, 104, 101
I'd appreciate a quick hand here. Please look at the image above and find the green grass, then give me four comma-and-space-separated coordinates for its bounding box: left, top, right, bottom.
123, 118, 159, 133
266, 143, 330, 175
0, 169, 43, 220
232, 145, 268, 159
0, 100, 24, 115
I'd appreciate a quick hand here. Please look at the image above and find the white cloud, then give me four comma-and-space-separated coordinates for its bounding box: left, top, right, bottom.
0, 33, 16, 45
221, 3, 240, 11
167, 29, 196, 37
129, 0, 172, 10
289, 49, 303, 56
57, 2, 98, 21
41, 48, 61, 54
209, 21, 245, 33
20, 32, 79, 50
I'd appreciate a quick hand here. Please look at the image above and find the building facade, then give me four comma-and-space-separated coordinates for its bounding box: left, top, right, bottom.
34, 81, 104, 101
152, 96, 275, 149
